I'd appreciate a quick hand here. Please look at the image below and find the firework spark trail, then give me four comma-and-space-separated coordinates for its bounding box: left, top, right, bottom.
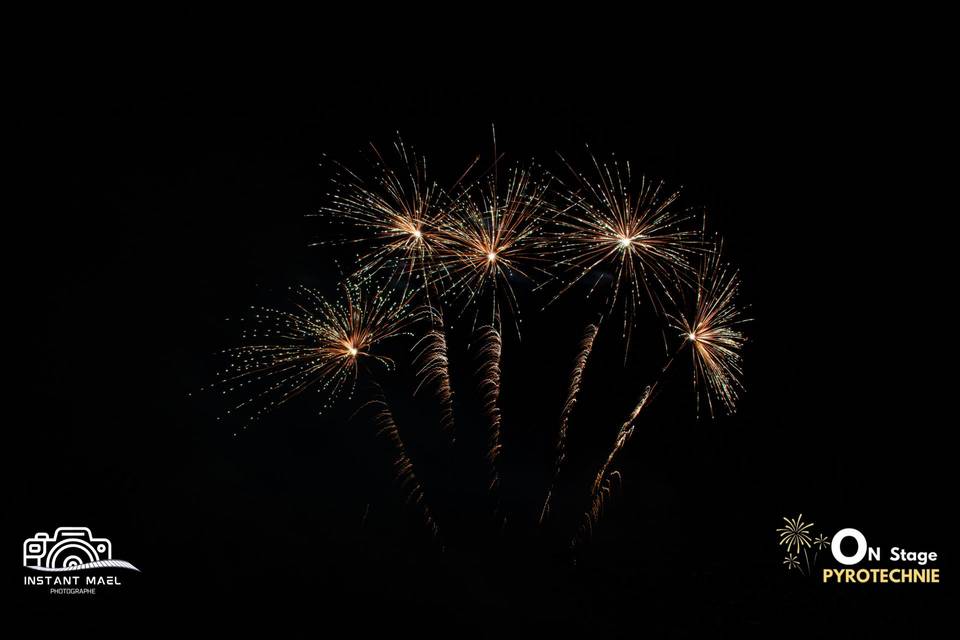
476, 324, 503, 491
573, 347, 681, 547
213, 282, 415, 425
589, 380, 657, 499
539, 321, 600, 525
575, 384, 655, 544
413, 305, 456, 441
366, 393, 441, 543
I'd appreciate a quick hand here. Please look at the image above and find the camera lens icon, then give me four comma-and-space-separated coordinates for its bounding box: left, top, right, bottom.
23, 527, 113, 569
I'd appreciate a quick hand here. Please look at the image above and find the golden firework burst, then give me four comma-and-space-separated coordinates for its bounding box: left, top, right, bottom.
670, 243, 748, 416
317, 139, 456, 292
782, 553, 801, 571
436, 163, 552, 331
543, 154, 702, 327
777, 514, 815, 554
216, 280, 415, 424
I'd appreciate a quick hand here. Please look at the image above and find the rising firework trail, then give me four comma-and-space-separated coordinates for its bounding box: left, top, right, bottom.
540, 321, 600, 525
476, 323, 503, 491
365, 390, 441, 543
574, 382, 656, 545
413, 304, 456, 441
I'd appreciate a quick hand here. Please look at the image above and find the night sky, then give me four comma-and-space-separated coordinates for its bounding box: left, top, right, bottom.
17, 57, 950, 635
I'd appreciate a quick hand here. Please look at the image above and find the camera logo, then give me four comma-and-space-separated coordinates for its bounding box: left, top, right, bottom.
23, 527, 139, 572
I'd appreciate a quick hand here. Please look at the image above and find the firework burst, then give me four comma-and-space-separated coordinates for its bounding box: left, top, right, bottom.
437, 163, 552, 333
215, 281, 415, 424
669, 243, 748, 417
543, 155, 702, 332
813, 533, 830, 550
811, 532, 830, 567
777, 514, 814, 554
782, 553, 801, 571
316, 139, 459, 294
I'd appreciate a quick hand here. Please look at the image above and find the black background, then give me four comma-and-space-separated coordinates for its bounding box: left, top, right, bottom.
15, 47, 951, 636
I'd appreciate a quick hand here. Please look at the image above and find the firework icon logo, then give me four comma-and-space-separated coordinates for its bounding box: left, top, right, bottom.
23, 527, 139, 572
777, 515, 830, 576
